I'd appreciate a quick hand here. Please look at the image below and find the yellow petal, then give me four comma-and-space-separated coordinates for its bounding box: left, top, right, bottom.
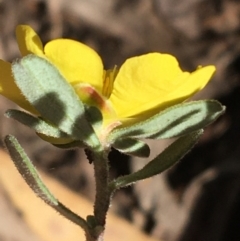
136, 65, 215, 121
16, 25, 44, 56
37, 133, 74, 144
0, 60, 38, 114
167, 65, 215, 102
109, 53, 184, 118
44, 39, 104, 91
109, 53, 215, 123
137, 66, 216, 118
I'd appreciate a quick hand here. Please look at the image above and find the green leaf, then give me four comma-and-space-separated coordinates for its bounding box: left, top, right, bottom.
4, 134, 58, 205
108, 100, 225, 142
5, 109, 71, 139
113, 138, 150, 157
110, 130, 203, 190
12, 55, 100, 149
4, 135, 89, 229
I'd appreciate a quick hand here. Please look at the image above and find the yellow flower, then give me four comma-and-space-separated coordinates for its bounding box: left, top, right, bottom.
0, 25, 215, 134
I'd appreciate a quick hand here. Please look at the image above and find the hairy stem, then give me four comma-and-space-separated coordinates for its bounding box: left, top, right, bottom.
92, 151, 110, 227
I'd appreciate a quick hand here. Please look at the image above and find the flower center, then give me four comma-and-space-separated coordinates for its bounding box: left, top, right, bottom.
73, 66, 121, 139
74, 83, 113, 114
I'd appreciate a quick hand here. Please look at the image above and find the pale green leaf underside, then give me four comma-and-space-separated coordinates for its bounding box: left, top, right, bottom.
109, 100, 225, 142
11, 55, 100, 148
111, 130, 203, 190
5, 109, 70, 139
113, 138, 150, 158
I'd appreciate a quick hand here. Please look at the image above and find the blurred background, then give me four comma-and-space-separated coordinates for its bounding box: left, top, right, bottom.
1, 0, 240, 241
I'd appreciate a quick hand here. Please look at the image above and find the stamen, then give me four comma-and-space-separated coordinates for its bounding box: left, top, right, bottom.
102, 66, 118, 98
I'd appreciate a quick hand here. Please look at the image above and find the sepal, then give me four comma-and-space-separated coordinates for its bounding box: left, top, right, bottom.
110, 130, 203, 190
108, 100, 225, 142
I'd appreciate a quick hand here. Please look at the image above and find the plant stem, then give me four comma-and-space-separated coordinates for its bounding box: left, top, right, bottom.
92, 150, 111, 227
